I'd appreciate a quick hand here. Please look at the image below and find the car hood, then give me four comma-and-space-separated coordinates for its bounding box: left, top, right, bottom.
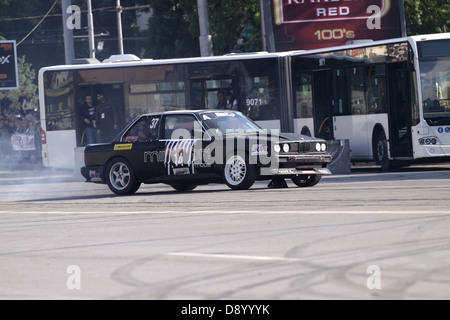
222, 131, 323, 142
278, 132, 320, 142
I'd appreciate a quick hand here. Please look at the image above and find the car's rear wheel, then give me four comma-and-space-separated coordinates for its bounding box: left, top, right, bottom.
223, 153, 256, 190
291, 174, 322, 188
106, 158, 141, 195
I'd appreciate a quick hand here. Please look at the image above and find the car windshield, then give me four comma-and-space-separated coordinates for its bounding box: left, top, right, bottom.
200, 111, 264, 134
420, 57, 450, 125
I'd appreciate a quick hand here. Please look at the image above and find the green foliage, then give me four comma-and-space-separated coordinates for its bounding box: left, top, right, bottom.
17, 56, 38, 97
2, 56, 38, 104
142, 0, 262, 58
142, 0, 199, 59
404, 0, 450, 34
207, 0, 261, 54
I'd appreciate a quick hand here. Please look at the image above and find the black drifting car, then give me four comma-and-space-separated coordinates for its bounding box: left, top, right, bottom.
81, 110, 332, 195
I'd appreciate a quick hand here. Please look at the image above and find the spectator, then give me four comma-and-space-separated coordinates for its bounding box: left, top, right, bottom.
6, 102, 23, 118
225, 91, 239, 111
80, 93, 101, 145
0, 113, 42, 164
95, 91, 118, 143
18, 90, 27, 107
1, 92, 13, 115
21, 93, 37, 116
216, 90, 227, 109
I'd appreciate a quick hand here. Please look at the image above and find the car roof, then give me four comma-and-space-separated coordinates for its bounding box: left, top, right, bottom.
139, 109, 240, 117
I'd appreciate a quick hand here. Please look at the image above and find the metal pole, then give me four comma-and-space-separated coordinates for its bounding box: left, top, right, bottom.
399, 0, 407, 37
117, 0, 124, 55
87, 0, 96, 59
197, 0, 213, 57
62, 0, 75, 64
260, 0, 275, 52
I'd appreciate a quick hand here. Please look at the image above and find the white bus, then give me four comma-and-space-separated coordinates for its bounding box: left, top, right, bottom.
290, 33, 450, 170
38, 52, 287, 170
38, 33, 450, 171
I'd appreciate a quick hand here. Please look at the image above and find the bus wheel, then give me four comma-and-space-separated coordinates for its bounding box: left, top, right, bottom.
292, 175, 322, 187
223, 153, 256, 190
106, 158, 141, 195
375, 131, 394, 172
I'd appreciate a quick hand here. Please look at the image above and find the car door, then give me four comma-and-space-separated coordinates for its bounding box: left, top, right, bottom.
120, 115, 161, 181
158, 114, 208, 180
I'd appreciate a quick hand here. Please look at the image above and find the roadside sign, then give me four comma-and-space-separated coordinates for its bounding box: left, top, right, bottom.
0, 40, 19, 90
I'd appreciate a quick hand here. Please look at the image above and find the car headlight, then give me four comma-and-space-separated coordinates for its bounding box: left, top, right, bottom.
321, 143, 327, 152
283, 144, 290, 153
274, 144, 281, 153
315, 143, 321, 152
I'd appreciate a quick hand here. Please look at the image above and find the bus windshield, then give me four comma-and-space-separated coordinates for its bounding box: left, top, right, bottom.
421, 58, 450, 125
419, 39, 450, 126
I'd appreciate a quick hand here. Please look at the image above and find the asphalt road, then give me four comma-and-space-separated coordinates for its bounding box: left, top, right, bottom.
1, 164, 450, 300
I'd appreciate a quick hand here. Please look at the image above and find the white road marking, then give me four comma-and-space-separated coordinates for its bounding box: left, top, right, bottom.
167, 252, 303, 262
0, 175, 72, 182
0, 210, 448, 215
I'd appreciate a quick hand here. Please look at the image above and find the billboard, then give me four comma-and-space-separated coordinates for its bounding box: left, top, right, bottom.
0, 40, 19, 90
271, 0, 406, 51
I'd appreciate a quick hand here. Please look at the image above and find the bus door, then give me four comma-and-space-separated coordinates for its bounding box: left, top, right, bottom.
75, 84, 125, 146
189, 78, 240, 110
312, 70, 334, 140
387, 62, 413, 158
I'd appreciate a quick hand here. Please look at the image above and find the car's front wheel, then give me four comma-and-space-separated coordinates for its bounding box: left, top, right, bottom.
106, 158, 141, 195
291, 174, 322, 188
223, 153, 256, 190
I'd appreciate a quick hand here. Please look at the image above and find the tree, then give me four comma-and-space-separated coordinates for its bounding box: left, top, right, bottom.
210, 0, 261, 54
0, 0, 149, 69
2, 56, 38, 105
404, 0, 449, 34
142, 0, 262, 59
184, 0, 261, 55
142, 0, 199, 59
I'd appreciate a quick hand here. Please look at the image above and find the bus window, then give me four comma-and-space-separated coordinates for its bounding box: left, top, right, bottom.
332, 69, 348, 115
240, 59, 280, 121
243, 76, 275, 120
43, 71, 75, 131
294, 73, 313, 118
129, 81, 185, 118
366, 65, 387, 114
190, 79, 234, 110
349, 67, 366, 115
420, 58, 450, 125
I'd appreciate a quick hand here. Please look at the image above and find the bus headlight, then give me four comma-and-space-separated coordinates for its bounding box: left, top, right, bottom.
419, 137, 439, 145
